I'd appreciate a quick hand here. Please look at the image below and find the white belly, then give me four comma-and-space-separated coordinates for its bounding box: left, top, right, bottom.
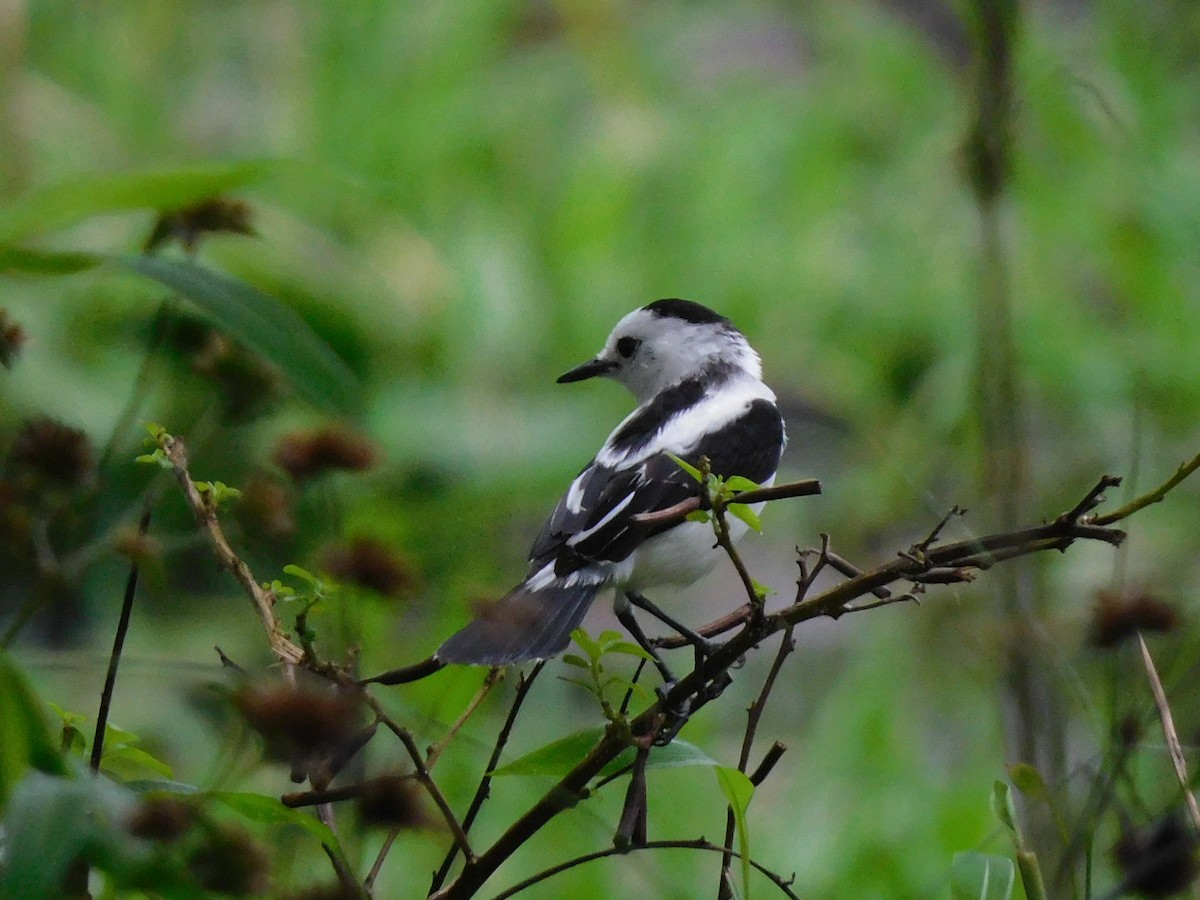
612, 500, 765, 593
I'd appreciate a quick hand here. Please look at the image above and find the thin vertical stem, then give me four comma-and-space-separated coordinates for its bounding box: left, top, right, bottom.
91, 507, 151, 771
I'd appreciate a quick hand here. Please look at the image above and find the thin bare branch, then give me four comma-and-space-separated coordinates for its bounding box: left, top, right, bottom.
426, 668, 503, 770
630, 477, 821, 527
1092, 451, 1200, 526
1137, 633, 1200, 831
428, 662, 547, 893
161, 435, 304, 665
719, 626, 795, 898
363, 693, 475, 861
488, 838, 800, 900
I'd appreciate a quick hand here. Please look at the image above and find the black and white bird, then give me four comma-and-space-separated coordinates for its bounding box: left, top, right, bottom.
436, 299, 786, 677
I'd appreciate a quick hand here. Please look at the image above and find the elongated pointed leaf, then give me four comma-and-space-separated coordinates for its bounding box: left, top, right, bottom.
0, 771, 135, 900
209, 791, 341, 855
492, 727, 606, 777
0, 653, 68, 811
716, 766, 755, 899
0, 245, 102, 275
116, 255, 356, 410
0, 162, 270, 243
950, 851, 1016, 900
493, 728, 725, 779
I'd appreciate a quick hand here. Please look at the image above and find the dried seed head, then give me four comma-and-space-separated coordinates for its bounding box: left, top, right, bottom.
126, 795, 195, 843
1113, 811, 1198, 897
143, 197, 256, 254
273, 426, 377, 483
112, 526, 161, 566
235, 475, 296, 539
356, 774, 429, 830
187, 824, 270, 896
1090, 590, 1179, 649
321, 537, 417, 599
8, 418, 95, 489
191, 332, 287, 423
0, 309, 25, 369
234, 681, 364, 769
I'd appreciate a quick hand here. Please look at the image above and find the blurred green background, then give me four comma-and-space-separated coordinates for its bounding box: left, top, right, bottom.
3, 1, 1200, 897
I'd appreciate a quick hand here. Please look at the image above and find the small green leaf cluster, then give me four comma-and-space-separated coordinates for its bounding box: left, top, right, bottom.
561, 629, 654, 723
669, 454, 765, 533
134, 421, 172, 469
48, 703, 173, 781
266, 564, 332, 648
193, 480, 242, 509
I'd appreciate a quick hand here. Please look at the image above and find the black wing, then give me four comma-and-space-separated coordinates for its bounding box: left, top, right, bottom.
528, 398, 785, 577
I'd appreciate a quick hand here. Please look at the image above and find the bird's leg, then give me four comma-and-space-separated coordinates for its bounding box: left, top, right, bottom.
625, 591, 719, 668
615, 601, 676, 686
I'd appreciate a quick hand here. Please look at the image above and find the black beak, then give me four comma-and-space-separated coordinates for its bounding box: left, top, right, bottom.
556, 356, 617, 384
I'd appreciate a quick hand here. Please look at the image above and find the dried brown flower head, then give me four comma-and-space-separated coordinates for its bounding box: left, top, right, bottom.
187, 823, 270, 896
0, 309, 25, 369
1090, 590, 1179, 649
143, 197, 256, 254
321, 537, 417, 599
234, 681, 364, 772
191, 332, 287, 422
273, 426, 377, 483
1113, 811, 1198, 897
235, 475, 296, 539
126, 795, 195, 843
356, 774, 430, 830
8, 418, 95, 489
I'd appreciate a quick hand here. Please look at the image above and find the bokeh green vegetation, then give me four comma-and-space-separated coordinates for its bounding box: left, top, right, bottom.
3, 1, 1200, 897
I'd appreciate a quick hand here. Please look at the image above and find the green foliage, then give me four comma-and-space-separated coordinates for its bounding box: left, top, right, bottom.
0, 162, 270, 244
0, 654, 68, 811
561, 628, 653, 722
4, 2, 1200, 895
493, 727, 727, 780
716, 766, 756, 899
950, 852, 1016, 900
117, 255, 357, 410
46, 704, 174, 781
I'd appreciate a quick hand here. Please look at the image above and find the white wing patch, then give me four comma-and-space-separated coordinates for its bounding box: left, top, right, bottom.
567, 487, 638, 547
595, 377, 775, 469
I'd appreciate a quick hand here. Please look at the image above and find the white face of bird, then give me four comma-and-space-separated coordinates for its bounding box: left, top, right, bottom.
557, 303, 761, 403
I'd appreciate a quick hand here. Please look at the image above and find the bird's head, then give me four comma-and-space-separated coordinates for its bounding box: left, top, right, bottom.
557, 299, 761, 403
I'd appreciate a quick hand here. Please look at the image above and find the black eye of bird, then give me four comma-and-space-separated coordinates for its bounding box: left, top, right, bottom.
616, 336, 640, 359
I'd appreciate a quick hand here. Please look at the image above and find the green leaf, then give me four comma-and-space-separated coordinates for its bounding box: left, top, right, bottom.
716, 767, 755, 899
667, 453, 704, 482
209, 790, 341, 855
124, 779, 199, 794
0, 244, 102, 275
950, 851, 1016, 900
283, 564, 320, 586
492, 727, 606, 777
570, 628, 602, 661
724, 475, 762, 493
114, 255, 355, 410
727, 503, 763, 533
991, 780, 1017, 835
686, 509, 711, 523
0, 653, 68, 811
101, 744, 174, 781
562, 654, 589, 669
1006, 763, 1049, 803
605, 641, 654, 661
750, 578, 774, 601
0, 770, 136, 900
0, 161, 270, 243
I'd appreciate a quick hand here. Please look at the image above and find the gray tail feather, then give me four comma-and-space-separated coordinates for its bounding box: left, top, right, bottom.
436, 579, 603, 665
